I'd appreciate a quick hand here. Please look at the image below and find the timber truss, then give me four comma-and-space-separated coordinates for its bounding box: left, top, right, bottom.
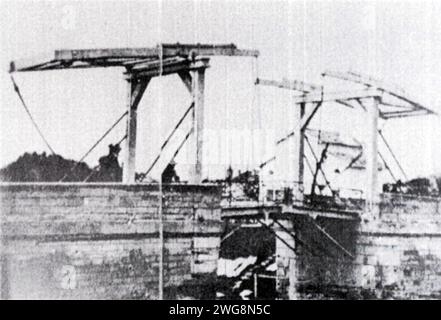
321, 71, 436, 119
256, 71, 437, 208
9, 43, 259, 72
257, 71, 436, 120
9, 43, 259, 183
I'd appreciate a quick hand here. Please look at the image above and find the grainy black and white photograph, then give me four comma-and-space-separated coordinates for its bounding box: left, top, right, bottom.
1, 0, 441, 302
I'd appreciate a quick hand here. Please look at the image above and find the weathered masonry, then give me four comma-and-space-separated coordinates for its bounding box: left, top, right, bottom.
221, 71, 439, 299
223, 193, 441, 299
0, 183, 222, 299
258, 193, 441, 299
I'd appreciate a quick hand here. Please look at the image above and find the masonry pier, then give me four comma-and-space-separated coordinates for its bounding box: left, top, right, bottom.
0, 183, 222, 299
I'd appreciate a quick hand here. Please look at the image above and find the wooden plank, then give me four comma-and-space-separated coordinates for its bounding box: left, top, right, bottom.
221, 204, 360, 221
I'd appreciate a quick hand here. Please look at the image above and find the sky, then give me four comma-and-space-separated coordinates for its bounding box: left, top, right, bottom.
1, 0, 441, 181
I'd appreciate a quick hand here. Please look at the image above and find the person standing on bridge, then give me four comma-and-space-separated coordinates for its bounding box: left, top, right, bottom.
94, 144, 122, 182
161, 160, 180, 184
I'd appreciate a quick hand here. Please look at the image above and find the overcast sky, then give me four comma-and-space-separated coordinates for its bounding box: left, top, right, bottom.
1, 0, 440, 181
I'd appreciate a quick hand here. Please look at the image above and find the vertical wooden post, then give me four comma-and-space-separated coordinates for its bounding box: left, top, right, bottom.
123, 77, 137, 183
189, 67, 206, 184
178, 59, 209, 184
365, 97, 379, 211
274, 102, 305, 204
293, 103, 306, 203
122, 75, 149, 183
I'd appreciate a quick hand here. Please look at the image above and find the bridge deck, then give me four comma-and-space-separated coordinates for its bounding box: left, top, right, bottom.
221, 203, 361, 221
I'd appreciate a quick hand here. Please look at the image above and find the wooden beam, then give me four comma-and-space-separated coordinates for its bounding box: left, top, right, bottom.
130, 57, 210, 80
293, 89, 379, 104
322, 70, 437, 117
122, 76, 150, 183
130, 57, 189, 78
55, 44, 259, 60
301, 101, 322, 131
323, 70, 406, 94
221, 204, 360, 221
10, 43, 258, 72
256, 77, 320, 92
365, 97, 380, 210
335, 99, 355, 109
193, 68, 206, 184
161, 43, 260, 58
130, 77, 149, 109
178, 71, 193, 93
382, 110, 432, 119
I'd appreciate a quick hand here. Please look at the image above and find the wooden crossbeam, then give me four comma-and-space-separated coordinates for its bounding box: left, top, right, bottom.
322, 70, 437, 117
56, 44, 259, 60
256, 77, 320, 92
301, 101, 322, 130
292, 89, 379, 104
257, 77, 358, 110
382, 110, 432, 119
10, 43, 258, 72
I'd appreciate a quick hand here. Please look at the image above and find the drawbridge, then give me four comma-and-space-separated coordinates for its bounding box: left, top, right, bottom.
6, 42, 441, 300
8, 43, 437, 219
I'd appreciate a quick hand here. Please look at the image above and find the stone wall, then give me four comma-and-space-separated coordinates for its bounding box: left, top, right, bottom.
357, 193, 441, 299
0, 183, 222, 299
287, 193, 441, 299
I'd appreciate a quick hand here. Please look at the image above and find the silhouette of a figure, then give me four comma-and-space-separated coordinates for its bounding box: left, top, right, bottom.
95, 144, 122, 182
161, 160, 180, 183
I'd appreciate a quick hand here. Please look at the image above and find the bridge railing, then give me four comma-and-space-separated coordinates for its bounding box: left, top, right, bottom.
220, 179, 366, 211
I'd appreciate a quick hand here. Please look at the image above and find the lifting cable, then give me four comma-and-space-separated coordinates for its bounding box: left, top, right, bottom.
257, 220, 296, 254
138, 127, 193, 182
170, 128, 193, 163
10, 75, 56, 155
307, 216, 355, 260
340, 150, 363, 173
59, 110, 128, 182
258, 134, 324, 182
378, 129, 408, 181
136, 103, 194, 182
258, 130, 301, 168
271, 219, 322, 258
378, 151, 398, 183
336, 145, 398, 183
304, 154, 315, 178
270, 218, 355, 262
